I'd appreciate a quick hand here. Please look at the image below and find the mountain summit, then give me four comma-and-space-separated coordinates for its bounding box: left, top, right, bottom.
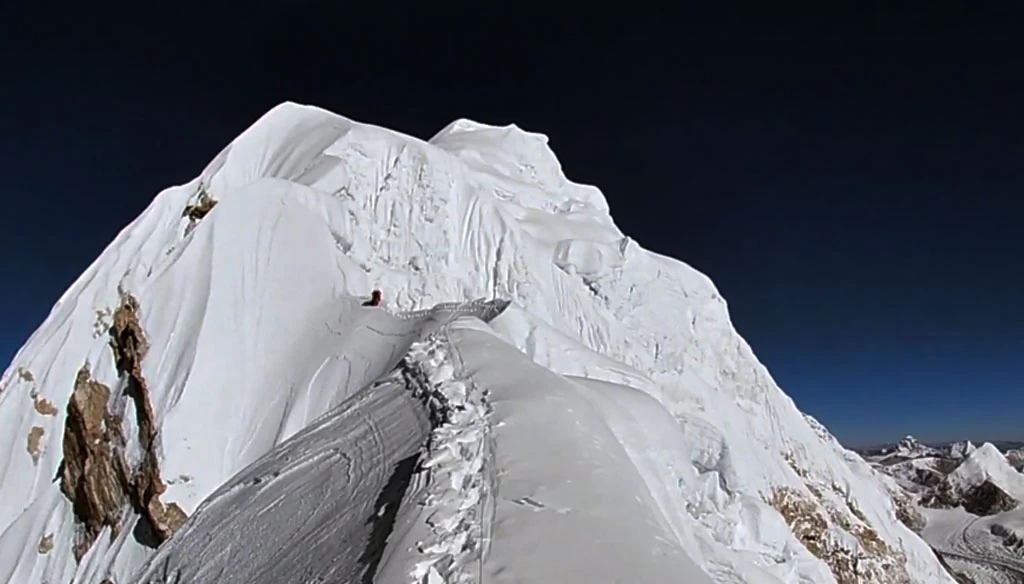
0, 102, 955, 583
895, 435, 941, 459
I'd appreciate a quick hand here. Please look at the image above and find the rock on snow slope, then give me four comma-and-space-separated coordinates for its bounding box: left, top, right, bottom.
0, 102, 956, 584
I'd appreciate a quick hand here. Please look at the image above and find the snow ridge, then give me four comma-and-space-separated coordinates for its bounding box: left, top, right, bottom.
402, 330, 489, 584
0, 101, 960, 583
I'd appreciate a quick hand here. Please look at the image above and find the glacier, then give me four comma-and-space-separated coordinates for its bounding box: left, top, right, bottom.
0, 102, 957, 583
868, 439, 1024, 582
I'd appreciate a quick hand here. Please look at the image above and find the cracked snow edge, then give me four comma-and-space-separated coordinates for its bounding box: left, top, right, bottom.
401, 329, 489, 584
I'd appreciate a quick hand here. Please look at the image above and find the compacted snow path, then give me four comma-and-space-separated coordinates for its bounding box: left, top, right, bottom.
399, 334, 492, 583
922, 508, 1024, 583
133, 373, 429, 584
131, 307, 718, 584
131, 300, 508, 584
358, 316, 717, 583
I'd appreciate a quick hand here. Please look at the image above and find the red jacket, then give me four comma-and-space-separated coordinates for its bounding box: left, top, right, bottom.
363, 290, 383, 307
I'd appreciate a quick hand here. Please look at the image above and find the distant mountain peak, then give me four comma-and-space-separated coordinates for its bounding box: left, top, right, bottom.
895, 435, 939, 458
948, 440, 977, 459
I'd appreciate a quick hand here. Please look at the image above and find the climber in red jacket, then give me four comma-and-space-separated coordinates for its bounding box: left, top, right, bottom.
362, 289, 383, 307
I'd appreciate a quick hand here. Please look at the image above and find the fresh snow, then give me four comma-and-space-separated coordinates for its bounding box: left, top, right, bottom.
0, 101, 957, 583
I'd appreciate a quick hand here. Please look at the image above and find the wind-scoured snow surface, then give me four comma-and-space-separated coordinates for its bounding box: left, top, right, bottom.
0, 102, 956, 583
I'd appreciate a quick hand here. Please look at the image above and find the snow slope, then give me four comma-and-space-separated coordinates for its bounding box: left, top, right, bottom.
0, 102, 956, 583
132, 303, 507, 583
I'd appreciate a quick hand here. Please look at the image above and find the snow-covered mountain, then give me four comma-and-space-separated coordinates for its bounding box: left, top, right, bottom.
0, 102, 956, 583
947, 443, 1024, 507
949, 440, 978, 460
868, 439, 1024, 582
1006, 448, 1024, 472
886, 435, 943, 460
869, 439, 1024, 515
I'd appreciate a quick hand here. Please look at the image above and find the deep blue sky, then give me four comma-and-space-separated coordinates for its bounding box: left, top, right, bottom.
2, 3, 1021, 447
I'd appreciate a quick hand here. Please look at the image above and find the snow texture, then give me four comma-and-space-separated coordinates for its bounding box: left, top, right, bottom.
0, 102, 956, 583
131, 301, 507, 583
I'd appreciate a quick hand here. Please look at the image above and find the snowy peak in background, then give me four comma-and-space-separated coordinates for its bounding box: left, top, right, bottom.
1007, 448, 1024, 472
896, 435, 942, 459
866, 437, 1024, 581
0, 102, 956, 583
948, 443, 1024, 504
948, 440, 978, 460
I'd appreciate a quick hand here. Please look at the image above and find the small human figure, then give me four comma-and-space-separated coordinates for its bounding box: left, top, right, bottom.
362, 289, 383, 307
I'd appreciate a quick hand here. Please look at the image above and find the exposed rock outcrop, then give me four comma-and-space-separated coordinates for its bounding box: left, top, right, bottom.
990, 523, 1024, 555
948, 441, 977, 460
768, 485, 912, 584
108, 293, 187, 544
893, 491, 926, 532
911, 464, 948, 488
1006, 449, 1024, 473
919, 479, 958, 510
182, 186, 217, 226
919, 478, 1017, 517
32, 395, 59, 416
37, 533, 54, 555
26, 426, 45, 465
59, 366, 129, 560
57, 293, 186, 561
961, 480, 1018, 516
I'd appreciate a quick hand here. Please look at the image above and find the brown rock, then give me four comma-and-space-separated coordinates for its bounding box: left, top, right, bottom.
33, 396, 59, 416
26, 426, 45, 465
962, 480, 1018, 516
58, 294, 189, 562
37, 533, 54, 554
59, 365, 126, 561
148, 500, 189, 541
182, 188, 217, 223
109, 293, 186, 544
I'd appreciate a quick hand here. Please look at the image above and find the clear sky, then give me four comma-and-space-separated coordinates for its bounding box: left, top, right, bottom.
2, 3, 1021, 447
